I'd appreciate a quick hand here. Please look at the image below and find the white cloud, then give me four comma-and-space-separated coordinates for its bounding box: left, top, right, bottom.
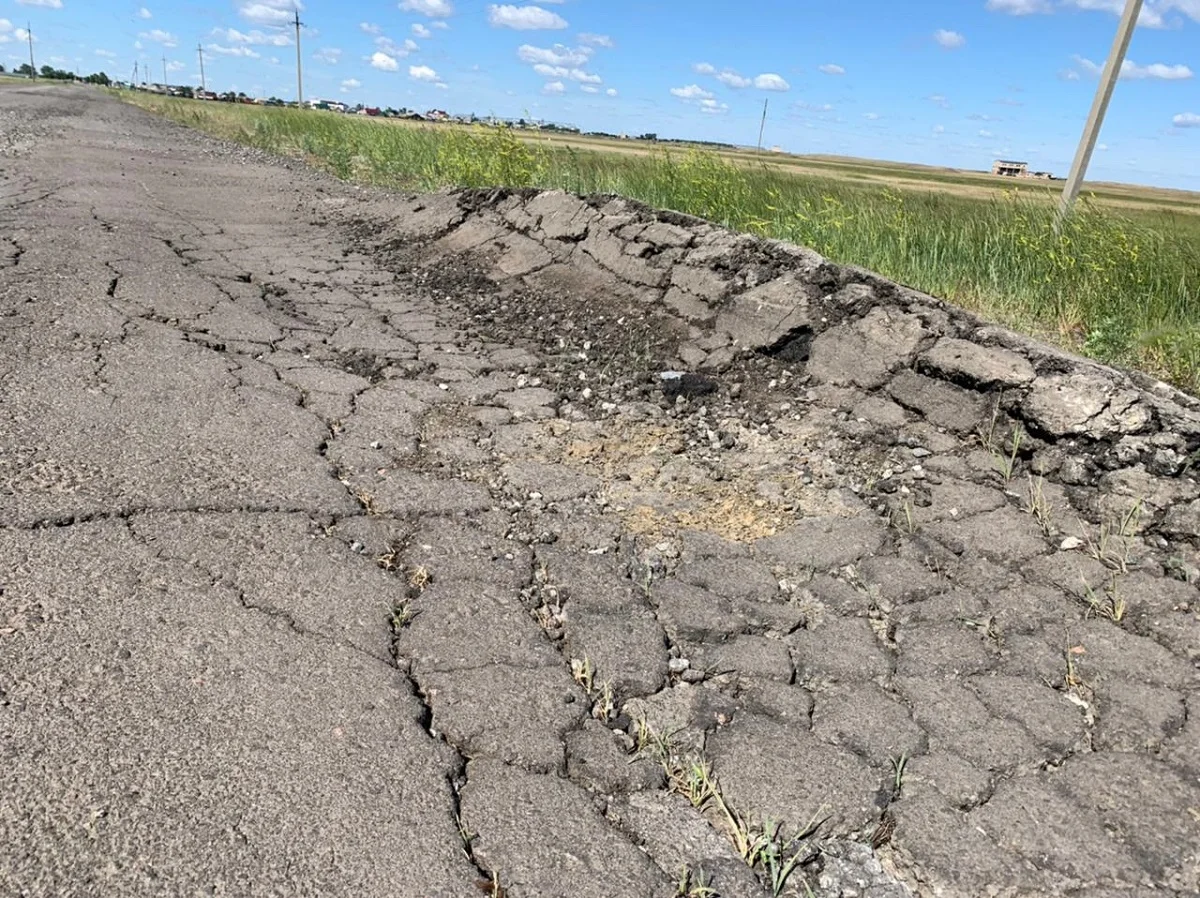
543, 80, 565, 93
1061, 68, 1081, 80
1066, 0, 1164, 27
700, 98, 729, 114
934, 29, 965, 49
795, 101, 834, 111
340, 78, 360, 92
15, 0, 63, 7
435, 81, 448, 88
579, 33, 613, 47
313, 47, 341, 64
517, 43, 590, 66
0, 19, 11, 32
864, 112, 880, 120
1097, 142, 1108, 150
409, 63, 438, 80
238, 1, 301, 27
605, 87, 617, 96
371, 51, 399, 71
818, 63, 845, 75
693, 62, 715, 75
580, 84, 598, 93
754, 73, 789, 90
209, 44, 261, 58
166, 60, 184, 72
1075, 55, 1193, 79
670, 84, 713, 100
928, 93, 950, 108
412, 23, 431, 38
532, 63, 598, 83
717, 70, 751, 88
432, 20, 449, 29
134, 40, 142, 49
1173, 112, 1200, 127
360, 22, 382, 34
986, 0, 1051, 13
215, 27, 291, 46
139, 7, 153, 18
933, 124, 946, 133
376, 36, 418, 56
400, 0, 454, 15
489, 5, 568, 30
139, 29, 177, 48
95, 49, 117, 58
978, 129, 994, 137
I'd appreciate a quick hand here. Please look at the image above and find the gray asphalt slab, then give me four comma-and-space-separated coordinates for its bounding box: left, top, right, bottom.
2, 84, 1199, 898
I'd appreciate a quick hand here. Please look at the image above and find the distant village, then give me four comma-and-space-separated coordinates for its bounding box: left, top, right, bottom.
107, 79, 593, 131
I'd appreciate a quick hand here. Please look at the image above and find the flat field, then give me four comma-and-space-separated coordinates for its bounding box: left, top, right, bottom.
115, 90, 1200, 393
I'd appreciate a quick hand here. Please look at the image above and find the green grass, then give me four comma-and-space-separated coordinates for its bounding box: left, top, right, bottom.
114, 91, 1200, 394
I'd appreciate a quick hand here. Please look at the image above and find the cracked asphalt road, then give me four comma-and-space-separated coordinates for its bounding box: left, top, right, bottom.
3, 84, 1200, 898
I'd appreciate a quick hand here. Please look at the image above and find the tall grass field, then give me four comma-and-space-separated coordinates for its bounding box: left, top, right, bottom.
117, 92, 1200, 395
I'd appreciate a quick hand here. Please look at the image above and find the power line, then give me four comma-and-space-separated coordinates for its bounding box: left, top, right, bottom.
1056, 0, 1143, 227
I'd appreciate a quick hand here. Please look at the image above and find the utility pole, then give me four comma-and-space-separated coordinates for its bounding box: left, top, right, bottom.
197, 44, 206, 92
294, 8, 303, 106
1056, 0, 1143, 227
27, 22, 36, 79
162, 55, 167, 86
756, 98, 768, 153
132, 61, 138, 87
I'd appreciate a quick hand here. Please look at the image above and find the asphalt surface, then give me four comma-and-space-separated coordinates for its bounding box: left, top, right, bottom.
2, 84, 1199, 898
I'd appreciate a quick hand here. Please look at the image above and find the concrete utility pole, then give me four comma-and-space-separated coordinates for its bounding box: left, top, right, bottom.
757, 98, 768, 154
1056, 0, 1143, 226
27, 22, 36, 79
294, 9, 303, 106
162, 55, 167, 86
197, 44, 206, 92
132, 61, 138, 86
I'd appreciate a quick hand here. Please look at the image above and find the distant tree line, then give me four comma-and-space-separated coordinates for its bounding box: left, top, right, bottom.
0, 62, 111, 85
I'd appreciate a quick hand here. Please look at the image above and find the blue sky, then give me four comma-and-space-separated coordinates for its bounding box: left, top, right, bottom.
4, 0, 1200, 189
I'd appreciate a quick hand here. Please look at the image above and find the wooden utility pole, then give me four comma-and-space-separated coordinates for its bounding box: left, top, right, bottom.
756, 98, 768, 153
294, 9, 303, 106
27, 22, 36, 79
197, 44, 206, 92
1056, 0, 1143, 227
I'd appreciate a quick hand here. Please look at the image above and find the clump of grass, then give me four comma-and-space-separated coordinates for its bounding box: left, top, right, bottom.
113, 91, 1200, 394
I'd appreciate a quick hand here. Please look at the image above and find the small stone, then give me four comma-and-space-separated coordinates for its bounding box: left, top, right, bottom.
1060, 536, 1084, 551
911, 447, 932, 458
668, 658, 690, 674
370, 441, 382, 450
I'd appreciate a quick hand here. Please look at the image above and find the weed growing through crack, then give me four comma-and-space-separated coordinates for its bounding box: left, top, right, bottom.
674, 866, 718, 898
1081, 575, 1127, 622
1078, 499, 1144, 573
389, 598, 417, 631
1024, 474, 1055, 536
571, 656, 617, 723
635, 717, 824, 896
994, 425, 1025, 483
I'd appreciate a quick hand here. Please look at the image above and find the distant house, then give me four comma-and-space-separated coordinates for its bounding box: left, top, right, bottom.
992, 159, 1054, 180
